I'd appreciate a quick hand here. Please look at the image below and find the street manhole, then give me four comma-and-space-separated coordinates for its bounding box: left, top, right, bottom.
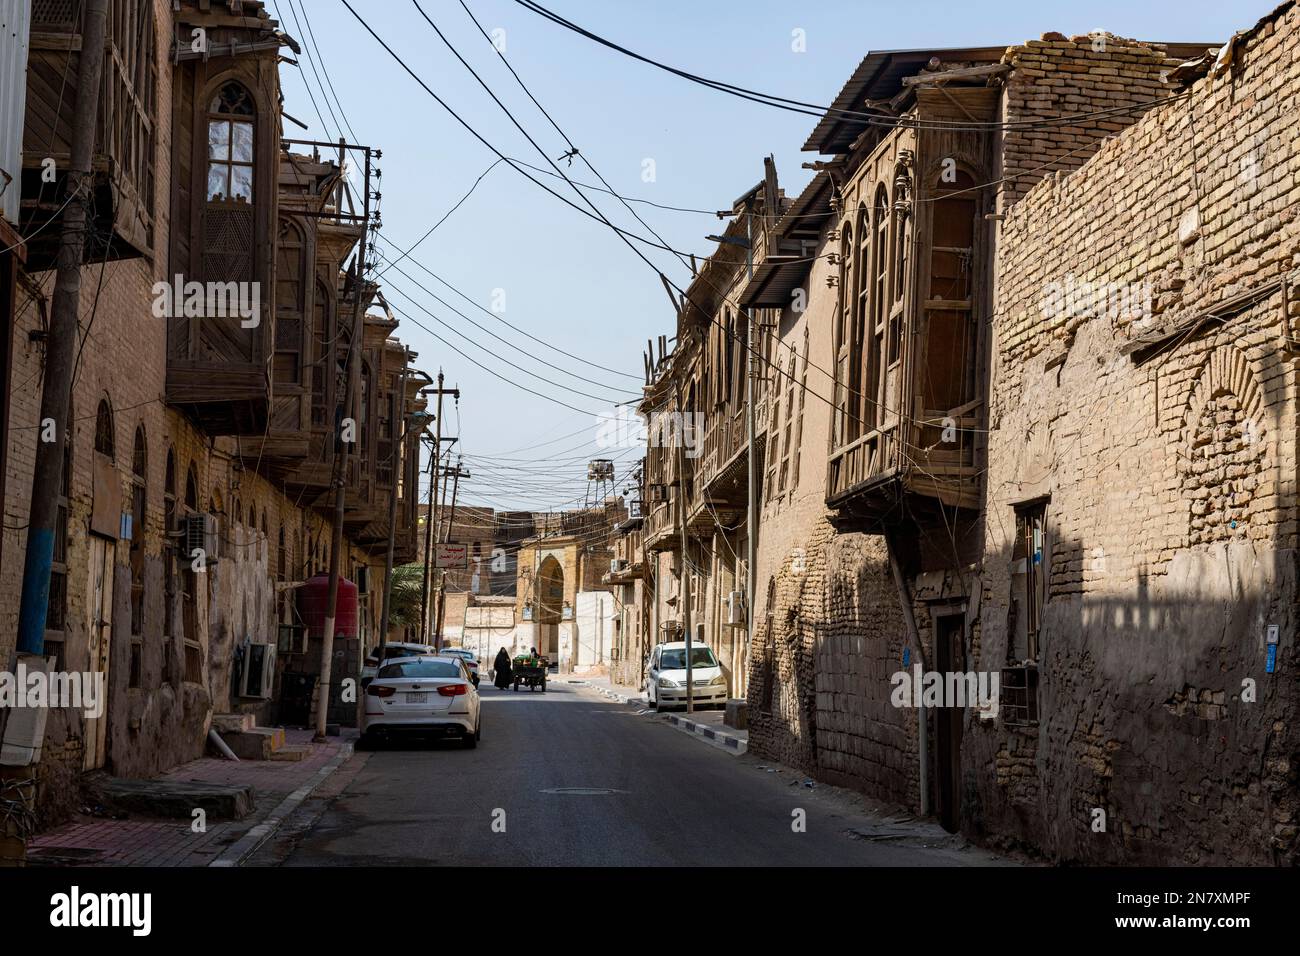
540, 787, 624, 795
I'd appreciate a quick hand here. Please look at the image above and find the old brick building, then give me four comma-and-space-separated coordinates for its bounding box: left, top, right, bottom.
626, 6, 1299, 865
0, 0, 425, 824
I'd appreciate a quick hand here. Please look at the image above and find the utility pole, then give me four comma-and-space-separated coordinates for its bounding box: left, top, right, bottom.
675, 380, 693, 714
378, 360, 423, 664
418, 434, 436, 642
14, 0, 108, 661
434, 456, 470, 649
743, 197, 757, 701
419, 373, 459, 644
314, 144, 372, 743
5, 0, 110, 867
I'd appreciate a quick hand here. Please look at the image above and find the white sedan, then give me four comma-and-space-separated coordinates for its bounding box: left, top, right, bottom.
645, 641, 728, 710
360, 655, 481, 748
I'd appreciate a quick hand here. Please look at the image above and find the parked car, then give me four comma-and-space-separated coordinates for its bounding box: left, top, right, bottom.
360, 655, 481, 748
437, 648, 480, 687
361, 641, 439, 687
644, 641, 728, 710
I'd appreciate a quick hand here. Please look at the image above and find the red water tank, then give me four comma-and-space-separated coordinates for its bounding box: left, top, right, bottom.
297, 574, 359, 640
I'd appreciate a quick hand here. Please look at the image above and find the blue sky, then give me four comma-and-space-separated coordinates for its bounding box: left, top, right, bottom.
270, 0, 1251, 511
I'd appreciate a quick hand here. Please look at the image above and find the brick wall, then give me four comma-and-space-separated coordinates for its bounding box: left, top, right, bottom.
974, 3, 1300, 863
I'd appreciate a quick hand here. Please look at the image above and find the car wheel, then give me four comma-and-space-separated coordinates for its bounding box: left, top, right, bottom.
648, 688, 658, 710
464, 727, 478, 749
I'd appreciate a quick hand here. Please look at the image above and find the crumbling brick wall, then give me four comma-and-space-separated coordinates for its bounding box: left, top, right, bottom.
974, 2, 1300, 864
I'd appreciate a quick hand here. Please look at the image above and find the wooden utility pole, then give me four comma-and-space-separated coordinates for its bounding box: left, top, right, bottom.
314, 145, 372, 742
418, 432, 436, 642
14, 0, 109, 662
5, 0, 110, 868
434, 457, 470, 648
378, 361, 415, 663
419, 373, 458, 644
674, 380, 694, 714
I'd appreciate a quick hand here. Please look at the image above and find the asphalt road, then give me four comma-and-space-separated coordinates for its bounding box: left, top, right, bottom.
249, 679, 1009, 866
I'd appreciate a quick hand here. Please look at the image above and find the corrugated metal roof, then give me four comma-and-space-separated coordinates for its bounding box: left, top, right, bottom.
740, 172, 834, 308
803, 39, 1219, 156
803, 46, 1009, 155
0, 0, 30, 227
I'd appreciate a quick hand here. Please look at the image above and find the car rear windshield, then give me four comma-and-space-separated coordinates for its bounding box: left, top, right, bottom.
384, 645, 432, 659
659, 648, 717, 670
377, 659, 462, 679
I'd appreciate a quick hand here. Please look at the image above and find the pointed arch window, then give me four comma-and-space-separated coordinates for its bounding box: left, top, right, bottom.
130, 426, 148, 638
95, 399, 115, 459
207, 82, 255, 204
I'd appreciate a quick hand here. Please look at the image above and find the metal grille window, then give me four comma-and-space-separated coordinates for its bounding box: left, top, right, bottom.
1011, 501, 1048, 662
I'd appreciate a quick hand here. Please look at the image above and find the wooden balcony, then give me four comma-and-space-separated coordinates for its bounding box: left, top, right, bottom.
19, 2, 158, 269
827, 408, 982, 527
642, 500, 678, 553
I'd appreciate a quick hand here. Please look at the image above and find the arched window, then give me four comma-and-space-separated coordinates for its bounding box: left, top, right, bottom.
95, 399, 115, 459
130, 426, 148, 639
163, 450, 177, 659
182, 464, 200, 657
184, 464, 199, 512
207, 81, 255, 203
868, 185, 891, 431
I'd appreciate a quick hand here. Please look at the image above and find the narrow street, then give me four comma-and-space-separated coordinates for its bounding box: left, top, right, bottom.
249, 680, 1004, 867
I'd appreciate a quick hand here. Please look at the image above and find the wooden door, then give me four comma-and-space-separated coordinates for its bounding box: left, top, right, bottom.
84, 537, 115, 770
934, 611, 965, 833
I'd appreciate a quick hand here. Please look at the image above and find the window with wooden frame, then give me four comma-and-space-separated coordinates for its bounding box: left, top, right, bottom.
833, 220, 856, 446
207, 82, 255, 203
162, 449, 176, 684
203, 82, 257, 286
764, 346, 783, 502
867, 185, 891, 432
923, 169, 979, 433
94, 399, 115, 459
182, 465, 200, 682
274, 218, 306, 394
790, 327, 809, 492
777, 347, 798, 494
130, 425, 147, 642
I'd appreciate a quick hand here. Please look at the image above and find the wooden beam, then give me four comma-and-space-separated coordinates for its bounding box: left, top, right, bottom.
902, 63, 1011, 86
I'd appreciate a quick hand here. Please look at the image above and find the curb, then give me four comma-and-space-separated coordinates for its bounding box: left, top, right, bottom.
583, 683, 749, 755
662, 713, 748, 755
208, 741, 355, 867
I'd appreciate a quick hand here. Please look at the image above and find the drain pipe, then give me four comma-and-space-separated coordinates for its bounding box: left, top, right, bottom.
886, 530, 928, 818
208, 729, 240, 762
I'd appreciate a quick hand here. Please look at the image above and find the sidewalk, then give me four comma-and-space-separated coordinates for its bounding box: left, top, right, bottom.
569, 674, 749, 754
29, 728, 354, 867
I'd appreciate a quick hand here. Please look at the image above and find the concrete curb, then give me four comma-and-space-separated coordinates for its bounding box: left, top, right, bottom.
662, 713, 748, 755
583, 683, 748, 755
208, 741, 354, 867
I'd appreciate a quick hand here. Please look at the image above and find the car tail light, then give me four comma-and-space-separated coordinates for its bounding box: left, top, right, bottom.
438, 683, 468, 697
367, 684, 396, 698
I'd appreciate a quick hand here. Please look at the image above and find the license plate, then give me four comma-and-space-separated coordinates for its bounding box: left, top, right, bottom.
406, 692, 428, 703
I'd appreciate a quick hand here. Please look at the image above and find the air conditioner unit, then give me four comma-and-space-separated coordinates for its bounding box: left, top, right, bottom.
725, 589, 747, 627
647, 483, 669, 503
184, 513, 220, 564
610, 558, 625, 573
239, 642, 277, 699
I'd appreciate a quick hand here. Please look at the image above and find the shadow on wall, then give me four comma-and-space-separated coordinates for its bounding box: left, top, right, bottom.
967, 534, 1296, 866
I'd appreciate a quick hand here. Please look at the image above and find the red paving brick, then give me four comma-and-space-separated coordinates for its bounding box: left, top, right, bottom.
30, 730, 353, 866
